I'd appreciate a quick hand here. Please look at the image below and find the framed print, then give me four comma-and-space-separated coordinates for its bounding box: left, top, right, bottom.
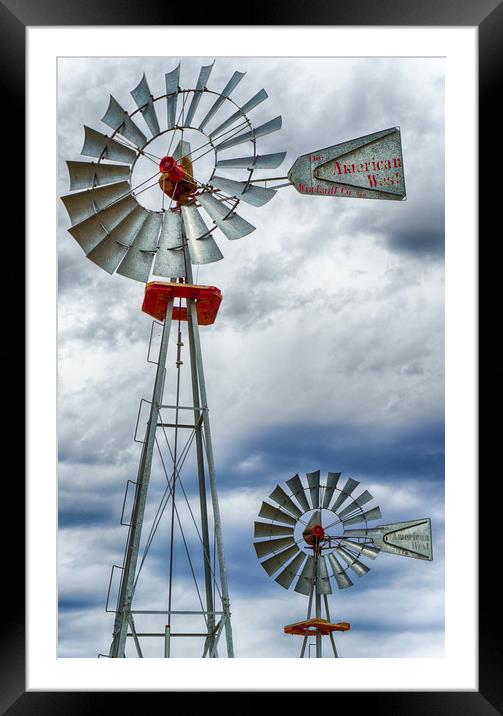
7, 0, 489, 711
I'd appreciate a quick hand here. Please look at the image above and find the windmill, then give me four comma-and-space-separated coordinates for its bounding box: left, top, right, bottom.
254, 470, 433, 657
61, 60, 407, 658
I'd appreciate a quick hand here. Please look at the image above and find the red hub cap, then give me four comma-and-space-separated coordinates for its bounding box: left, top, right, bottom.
312, 524, 325, 540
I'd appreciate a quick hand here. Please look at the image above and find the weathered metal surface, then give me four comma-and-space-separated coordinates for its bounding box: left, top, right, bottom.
331, 477, 360, 513
181, 204, 223, 265
288, 127, 406, 200
87, 206, 149, 274
165, 64, 180, 129
116, 212, 162, 282
215, 152, 286, 170
335, 546, 370, 577
198, 70, 245, 131
268, 484, 303, 518
210, 176, 276, 207
316, 556, 332, 595
258, 500, 297, 526
275, 551, 306, 590
306, 470, 321, 509
343, 518, 433, 560
152, 211, 185, 278
197, 192, 255, 241
66, 161, 130, 191
131, 73, 160, 137
286, 473, 311, 513
322, 471, 341, 509
254, 535, 296, 559
209, 88, 268, 138
81, 125, 137, 164
337, 489, 374, 519
327, 552, 353, 590
61, 181, 131, 225
341, 505, 382, 526
339, 539, 380, 560
68, 195, 138, 254
254, 521, 294, 538
260, 543, 300, 576
215, 115, 282, 152
294, 555, 315, 595
185, 62, 214, 127
101, 95, 147, 148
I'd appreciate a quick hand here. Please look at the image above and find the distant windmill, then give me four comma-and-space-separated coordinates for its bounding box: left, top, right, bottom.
61, 59, 408, 658
254, 470, 432, 657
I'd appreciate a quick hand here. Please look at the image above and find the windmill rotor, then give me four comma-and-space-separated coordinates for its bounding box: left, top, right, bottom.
62, 62, 287, 283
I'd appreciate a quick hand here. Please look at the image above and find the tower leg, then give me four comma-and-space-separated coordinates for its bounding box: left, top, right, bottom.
184, 256, 235, 658
315, 557, 322, 658
109, 302, 174, 658
186, 302, 216, 657
323, 594, 339, 658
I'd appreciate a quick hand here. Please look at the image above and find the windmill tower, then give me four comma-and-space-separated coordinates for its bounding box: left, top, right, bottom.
61, 60, 408, 658
254, 470, 433, 657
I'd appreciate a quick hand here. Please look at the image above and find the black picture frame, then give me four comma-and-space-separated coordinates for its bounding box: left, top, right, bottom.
8, 0, 488, 711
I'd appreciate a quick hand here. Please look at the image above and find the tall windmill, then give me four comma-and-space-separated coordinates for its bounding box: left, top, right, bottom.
254, 470, 433, 657
61, 60, 407, 658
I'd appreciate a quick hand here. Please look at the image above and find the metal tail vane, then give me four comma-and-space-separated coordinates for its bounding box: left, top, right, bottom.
254, 471, 432, 657
61, 59, 408, 658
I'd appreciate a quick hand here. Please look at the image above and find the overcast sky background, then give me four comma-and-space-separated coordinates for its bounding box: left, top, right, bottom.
57, 56, 444, 659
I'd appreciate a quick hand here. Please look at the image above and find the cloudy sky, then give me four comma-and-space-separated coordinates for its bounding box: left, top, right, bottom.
57, 56, 444, 659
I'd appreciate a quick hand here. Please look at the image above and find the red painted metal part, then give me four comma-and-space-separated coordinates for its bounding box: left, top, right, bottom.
142, 282, 222, 326
284, 618, 351, 636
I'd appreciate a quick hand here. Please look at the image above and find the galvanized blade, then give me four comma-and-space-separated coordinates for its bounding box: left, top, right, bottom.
344, 518, 432, 560
209, 89, 268, 138
216, 152, 287, 170
294, 555, 315, 596
215, 116, 282, 153
254, 536, 295, 559
268, 485, 303, 518
185, 62, 214, 127
81, 126, 137, 164
165, 64, 180, 129
322, 472, 341, 509
87, 205, 149, 273
101, 95, 147, 148
131, 73, 160, 137
173, 139, 192, 162
68, 196, 138, 254
210, 176, 276, 207
152, 211, 185, 278
337, 490, 374, 519
260, 544, 300, 577
66, 161, 131, 191
116, 212, 162, 282
254, 521, 294, 539
316, 555, 332, 595
306, 470, 321, 509
275, 551, 306, 590
341, 506, 382, 527
258, 501, 297, 527
335, 546, 369, 577
181, 204, 223, 265
198, 70, 245, 131
327, 553, 353, 590
331, 477, 360, 513
197, 192, 255, 241
305, 510, 321, 529
61, 181, 131, 225
339, 539, 380, 560
286, 474, 310, 513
